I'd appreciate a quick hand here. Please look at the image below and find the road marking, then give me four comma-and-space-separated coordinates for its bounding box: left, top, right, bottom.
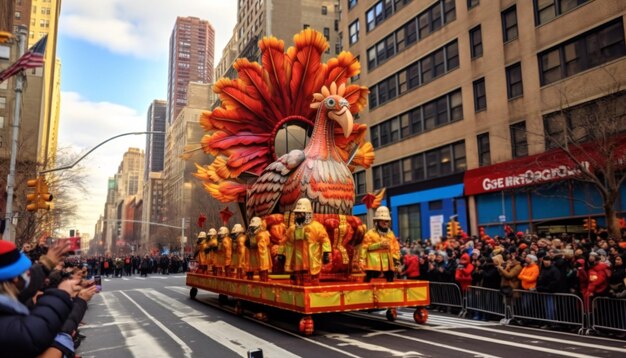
139, 288, 300, 357
164, 286, 363, 358
352, 312, 600, 358
122, 277, 129, 281
100, 292, 170, 357
323, 332, 424, 357
134, 277, 146, 280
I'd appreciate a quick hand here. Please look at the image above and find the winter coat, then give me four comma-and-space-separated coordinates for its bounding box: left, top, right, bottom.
518, 263, 539, 290
498, 261, 522, 290
480, 264, 501, 289
536, 264, 563, 293
586, 262, 611, 296
402, 254, 420, 279
0, 289, 73, 357
454, 253, 474, 292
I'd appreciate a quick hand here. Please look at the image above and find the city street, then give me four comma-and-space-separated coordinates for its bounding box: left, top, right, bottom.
77, 275, 626, 358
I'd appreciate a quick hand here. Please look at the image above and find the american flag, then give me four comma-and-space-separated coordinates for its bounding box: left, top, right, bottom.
0, 34, 47, 83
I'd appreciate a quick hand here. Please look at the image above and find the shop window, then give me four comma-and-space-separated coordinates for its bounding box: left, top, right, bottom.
510, 121, 528, 158
473, 78, 486, 112
398, 204, 421, 243
470, 25, 483, 59
502, 6, 518, 42
506, 62, 523, 99
539, 19, 626, 86
477, 132, 491, 167
534, 0, 589, 26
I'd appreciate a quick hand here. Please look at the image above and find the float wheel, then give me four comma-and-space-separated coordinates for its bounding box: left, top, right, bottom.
414, 307, 428, 324
218, 294, 228, 305
386, 308, 397, 322
189, 287, 198, 300
298, 316, 314, 336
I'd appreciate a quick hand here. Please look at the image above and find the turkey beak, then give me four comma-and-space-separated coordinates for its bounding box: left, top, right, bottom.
330, 104, 353, 138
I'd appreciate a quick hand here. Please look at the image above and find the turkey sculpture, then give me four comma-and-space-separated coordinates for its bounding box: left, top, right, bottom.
194, 29, 379, 275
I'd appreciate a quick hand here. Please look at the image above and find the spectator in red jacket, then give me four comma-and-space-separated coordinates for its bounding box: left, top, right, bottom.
455, 253, 474, 293
584, 251, 612, 311
401, 252, 420, 280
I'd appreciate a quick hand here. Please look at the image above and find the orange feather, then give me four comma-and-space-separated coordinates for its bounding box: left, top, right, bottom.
259, 36, 292, 114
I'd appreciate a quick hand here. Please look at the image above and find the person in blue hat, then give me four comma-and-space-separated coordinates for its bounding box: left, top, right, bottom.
0, 240, 80, 357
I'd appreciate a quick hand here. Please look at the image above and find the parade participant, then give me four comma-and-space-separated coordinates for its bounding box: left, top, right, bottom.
285, 198, 331, 285
245, 217, 272, 282
214, 226, 232, 276
230, 224, 246, 279
206, 228, 218, 275
195, 231, 208, 273
360, 206, 400, 282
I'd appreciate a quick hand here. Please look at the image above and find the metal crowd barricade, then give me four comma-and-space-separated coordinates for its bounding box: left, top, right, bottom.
510, 290, 585, 331
465, 286, 508, 322
591, 297, 626, 334
428, 281, 464, 312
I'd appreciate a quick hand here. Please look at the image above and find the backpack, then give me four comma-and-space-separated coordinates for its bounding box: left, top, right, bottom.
104, 261, 109, 269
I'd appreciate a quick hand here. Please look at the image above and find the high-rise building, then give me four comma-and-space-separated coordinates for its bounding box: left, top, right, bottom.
145, 100, 167, 179
342, 0, 626, 240
216, 0, 341, 80
166, 16, 215, 125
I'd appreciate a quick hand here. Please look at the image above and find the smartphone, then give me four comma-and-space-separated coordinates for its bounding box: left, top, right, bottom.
94, 275, 102, 293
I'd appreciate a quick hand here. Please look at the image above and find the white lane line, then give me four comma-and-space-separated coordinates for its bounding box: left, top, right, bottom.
321, 332, 424, 357
122, 277, 129, 281
100, 292, 170, 358
351, 312, 599, 358
138, 288, 299, 358
134, 277, 146, 280
118, 291, 193, 358
164, 286, 362, 358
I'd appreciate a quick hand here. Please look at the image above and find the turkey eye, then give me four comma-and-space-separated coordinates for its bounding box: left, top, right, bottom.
325, 98, 336, 108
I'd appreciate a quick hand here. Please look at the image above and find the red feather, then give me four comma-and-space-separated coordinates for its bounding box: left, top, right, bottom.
259, 37, 292, 114
205, 130, 271, 151
234, 58, 284, 122
289, 29, 327, 115
197, 214, 207, 228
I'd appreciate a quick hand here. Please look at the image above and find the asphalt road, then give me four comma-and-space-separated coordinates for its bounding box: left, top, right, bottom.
76, 274, 626, 358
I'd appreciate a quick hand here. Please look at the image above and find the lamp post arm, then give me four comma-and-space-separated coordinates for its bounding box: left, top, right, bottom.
40, 131, 165, 174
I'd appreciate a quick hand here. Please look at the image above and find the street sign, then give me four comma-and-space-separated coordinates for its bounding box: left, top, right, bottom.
498, 215, 506, 222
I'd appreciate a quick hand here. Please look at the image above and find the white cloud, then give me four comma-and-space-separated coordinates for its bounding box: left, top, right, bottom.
58, 91, 146, 237
59, 0, 238, 59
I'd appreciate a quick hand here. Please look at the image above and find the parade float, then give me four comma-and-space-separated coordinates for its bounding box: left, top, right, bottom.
186, 29, 429, 335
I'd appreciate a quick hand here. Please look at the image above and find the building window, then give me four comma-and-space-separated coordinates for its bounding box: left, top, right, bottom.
322, 5, 328, 15
323, 27, 330, 40
473, 78, 486, 112
539, 19, 626, 86
354, 171, 366, 195
502, 6, 518, 42
477, 133, 491, 166
0, 46, 9, 60
470, 25, 483, 58
510, 121, 528, 158
15, 11, 21, 19
0, 97, 5, 110
303, 24, 310, 29
398, 204, 421, 243
467, 0, 479, 9
506, 63, 523, 99
370, 40, 459, 109
0, 116, 4, 129
349, 20, 359, 45
534, 0, 590, 26
348, 0, 358, 10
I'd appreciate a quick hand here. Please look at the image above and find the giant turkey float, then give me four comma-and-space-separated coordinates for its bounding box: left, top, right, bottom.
186, 29, 429, 335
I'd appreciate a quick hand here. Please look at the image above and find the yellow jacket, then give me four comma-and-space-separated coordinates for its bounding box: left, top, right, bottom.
360, 228, 400, 272
231, 233, 247, 270
197, 239, 208, 265
285, 220, 331, 275
247, 229, 272, 272
215, 237, 232, 267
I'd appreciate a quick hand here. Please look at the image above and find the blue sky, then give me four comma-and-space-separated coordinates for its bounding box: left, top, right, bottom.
55, 1, 238, 238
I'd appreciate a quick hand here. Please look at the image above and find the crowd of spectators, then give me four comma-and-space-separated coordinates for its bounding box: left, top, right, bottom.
0, 239, 97, 358
397, 231, 626, 304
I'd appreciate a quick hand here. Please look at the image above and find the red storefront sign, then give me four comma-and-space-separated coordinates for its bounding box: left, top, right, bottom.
464, 137, 626, 196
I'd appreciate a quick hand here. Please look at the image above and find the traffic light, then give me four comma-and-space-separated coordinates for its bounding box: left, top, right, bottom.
446, 220, 459, 237
25, 176, 54, 212
590, 219, 597, 232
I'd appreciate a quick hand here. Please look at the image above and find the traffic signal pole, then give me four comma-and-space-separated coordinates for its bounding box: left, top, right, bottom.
2, 27, 27, 244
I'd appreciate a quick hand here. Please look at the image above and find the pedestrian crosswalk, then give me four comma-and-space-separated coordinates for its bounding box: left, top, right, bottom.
103, 274, 186, 282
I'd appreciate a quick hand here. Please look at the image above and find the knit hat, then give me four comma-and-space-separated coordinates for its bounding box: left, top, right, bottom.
596, 249, 607, 256
0, 240, 32, 281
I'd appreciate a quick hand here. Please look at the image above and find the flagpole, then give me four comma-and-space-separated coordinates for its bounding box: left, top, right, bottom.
3, 26, 28, 244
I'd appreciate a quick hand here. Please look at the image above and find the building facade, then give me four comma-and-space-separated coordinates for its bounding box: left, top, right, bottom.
145, 99, 167, 177
343, 0, 626, 241
167, 16, 215, 125
216, 0, 341, 80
